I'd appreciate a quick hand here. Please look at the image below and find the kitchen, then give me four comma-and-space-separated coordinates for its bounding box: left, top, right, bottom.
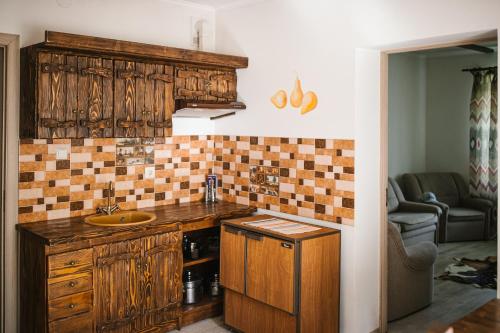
13, 15, 348, 333
6, 1, 500, 333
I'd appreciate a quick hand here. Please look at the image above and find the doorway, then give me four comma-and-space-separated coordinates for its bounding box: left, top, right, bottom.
386, 42, 498, 332
353, 30, 500, 333
0, 45, 4, 333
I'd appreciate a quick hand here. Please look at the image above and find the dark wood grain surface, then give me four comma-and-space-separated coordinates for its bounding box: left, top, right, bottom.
17, 201, 256, 247
44, 31, 248, 69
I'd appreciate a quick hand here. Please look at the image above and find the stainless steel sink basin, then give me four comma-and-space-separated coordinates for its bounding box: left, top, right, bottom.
84, 211, 157, 227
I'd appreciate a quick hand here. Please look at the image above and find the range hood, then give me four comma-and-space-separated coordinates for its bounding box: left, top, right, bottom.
173, 100, 246, 120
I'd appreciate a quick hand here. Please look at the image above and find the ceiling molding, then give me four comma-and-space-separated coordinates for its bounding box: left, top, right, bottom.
159, 0, 216, 12
216, 0, 269, 10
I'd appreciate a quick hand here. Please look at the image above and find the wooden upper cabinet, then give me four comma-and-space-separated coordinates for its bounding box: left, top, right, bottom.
175, 66, 237, 102
20, 32, 247, 139
114, 60, 173, 138
77, 56, 114, 138
37, 52, 78, 138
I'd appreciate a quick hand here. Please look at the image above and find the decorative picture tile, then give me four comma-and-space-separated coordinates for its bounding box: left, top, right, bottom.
249, 165, 279, 196
116, 138, 155, 166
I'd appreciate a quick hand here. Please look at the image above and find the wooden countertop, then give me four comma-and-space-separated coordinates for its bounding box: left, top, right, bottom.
17, 201, 256, 248
221, 214, 339, 242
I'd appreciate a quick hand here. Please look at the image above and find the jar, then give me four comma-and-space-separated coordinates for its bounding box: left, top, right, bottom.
183, 270, 203, 304
210, 273, 221, 297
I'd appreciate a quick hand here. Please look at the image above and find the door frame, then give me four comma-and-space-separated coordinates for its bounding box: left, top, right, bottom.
0, 33, 19, 333
377, 31, 499, 333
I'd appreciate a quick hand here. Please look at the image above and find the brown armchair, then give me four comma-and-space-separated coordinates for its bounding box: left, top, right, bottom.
402, 172, 494, 242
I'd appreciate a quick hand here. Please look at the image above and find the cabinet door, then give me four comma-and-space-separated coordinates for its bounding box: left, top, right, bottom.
145, 64, 174, 137
220, 225, 246, 294
246, 234, 295, 314
206, 69, 237, 101
94, 239, 142, 333
37, 52, 78, 138
77, 56, 114, 138
140, 230, 183, 329
114, 60, 145, 138
174, 66, 208, 100
175, 66, 237, 102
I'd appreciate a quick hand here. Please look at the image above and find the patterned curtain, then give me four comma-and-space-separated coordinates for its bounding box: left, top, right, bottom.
469, 70, 498, 201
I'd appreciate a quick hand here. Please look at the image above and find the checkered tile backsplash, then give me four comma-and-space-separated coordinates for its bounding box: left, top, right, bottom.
18, 135, 354, 225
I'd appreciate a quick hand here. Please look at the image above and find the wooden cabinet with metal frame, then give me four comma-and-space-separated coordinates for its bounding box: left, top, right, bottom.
220, 215, 341, 333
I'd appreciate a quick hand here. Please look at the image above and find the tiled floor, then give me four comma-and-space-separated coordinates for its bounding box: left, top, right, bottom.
389, 240, 497, 333
173, 317, 230, 333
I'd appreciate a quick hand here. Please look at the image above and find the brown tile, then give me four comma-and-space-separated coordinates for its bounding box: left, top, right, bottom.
70, 201, 84, 211
19, 172, 35, 182
56, 160, 70, 170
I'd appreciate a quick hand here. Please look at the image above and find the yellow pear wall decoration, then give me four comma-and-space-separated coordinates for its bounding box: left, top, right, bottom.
301, 91, 318, 115
270, 74, 318, 115
290, 77, 304, 108
270, 90, 287, 109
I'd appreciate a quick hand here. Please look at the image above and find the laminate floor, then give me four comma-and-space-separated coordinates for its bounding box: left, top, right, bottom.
389, 240, 497, 333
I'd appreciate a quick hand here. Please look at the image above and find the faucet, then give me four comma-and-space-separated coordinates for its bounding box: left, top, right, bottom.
97, 181, 120, 215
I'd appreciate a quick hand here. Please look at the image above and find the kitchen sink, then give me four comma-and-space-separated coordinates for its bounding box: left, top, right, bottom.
84, 211, 157, 227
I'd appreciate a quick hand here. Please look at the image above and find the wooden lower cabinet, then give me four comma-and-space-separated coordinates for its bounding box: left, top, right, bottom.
19, 225, 183, 333
220, 215, 341, 333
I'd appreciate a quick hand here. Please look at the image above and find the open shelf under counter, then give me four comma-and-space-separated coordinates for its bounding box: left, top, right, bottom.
183, 253, 220, 268
182, 294, 223, 327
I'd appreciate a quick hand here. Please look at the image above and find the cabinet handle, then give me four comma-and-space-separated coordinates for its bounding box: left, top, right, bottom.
147, 120, 172, 129
67, 260, 76, 266
68, 303, 76, 309
117, 119, 144, 129
41, 118, 76, 129
80, 118, 113, 129
68, 281, 76, 287
281, 242, 293, 249
224, 225, 242, 235
246, 232, 263, 241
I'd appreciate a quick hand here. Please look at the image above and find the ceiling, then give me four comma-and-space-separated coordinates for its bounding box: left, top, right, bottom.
412, 41, 497, 58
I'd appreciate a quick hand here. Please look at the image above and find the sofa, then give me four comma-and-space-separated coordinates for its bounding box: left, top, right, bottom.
388, 178, 440, 246
402, 172, 494, 242
388, 222, 438, 321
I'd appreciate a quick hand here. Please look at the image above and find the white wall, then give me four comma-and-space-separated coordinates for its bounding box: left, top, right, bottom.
215, 1, 500, 332
426, 53, 497, 181
388, 53, 427, 179
388, 51, 497, 182
0, 0, 216, 136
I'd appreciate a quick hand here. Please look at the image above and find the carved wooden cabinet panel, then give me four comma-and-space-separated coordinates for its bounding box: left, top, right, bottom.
77, 56, 114, 138
141, 231, 183, 329
94, 238, 142, 333
174, 66, 237, 102
114, 61, 174, 138
37, 51, 78, 138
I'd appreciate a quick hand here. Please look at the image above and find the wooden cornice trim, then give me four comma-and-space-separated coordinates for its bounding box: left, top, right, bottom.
43, 31, 248, 69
